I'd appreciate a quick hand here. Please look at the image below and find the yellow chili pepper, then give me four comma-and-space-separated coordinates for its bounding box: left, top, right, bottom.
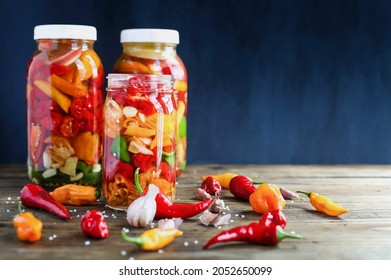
121, 228, 183, 251
201, 172, 237, 189
13, 202, 43, 243
249, 183, 286, 214
297, 191, 349, 217
49, 184, 101, 206
34, 80, 71, 113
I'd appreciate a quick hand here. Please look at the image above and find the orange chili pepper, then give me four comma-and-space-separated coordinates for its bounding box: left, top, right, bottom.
49, 184, 101, 206
201, 172, 237, 189
249, 183, 286, 214
13, 202, 43, 243
297, 191, 349, 217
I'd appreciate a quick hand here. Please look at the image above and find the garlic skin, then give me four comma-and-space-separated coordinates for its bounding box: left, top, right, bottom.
126, 184, 159, 227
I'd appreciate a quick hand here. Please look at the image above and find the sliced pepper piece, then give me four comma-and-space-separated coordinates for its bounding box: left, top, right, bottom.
34, 80, 71, 113
51, 74, 87, 98
72, 132, 100, 166
110, 135, 131, 163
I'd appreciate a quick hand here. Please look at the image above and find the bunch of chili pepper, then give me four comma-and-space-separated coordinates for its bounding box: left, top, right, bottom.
13, 202, 43, 243
20, 183, 72, 220
203, 210, 302, 249
297, 191, 349, 217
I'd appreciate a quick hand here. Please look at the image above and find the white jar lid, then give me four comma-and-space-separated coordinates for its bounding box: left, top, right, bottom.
120, 28, 179, 44
34, 24, 97, 40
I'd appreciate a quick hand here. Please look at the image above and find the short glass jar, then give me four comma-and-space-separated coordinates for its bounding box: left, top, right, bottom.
103, 74, 177, 207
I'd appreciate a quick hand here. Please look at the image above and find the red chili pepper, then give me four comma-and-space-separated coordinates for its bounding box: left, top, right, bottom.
154, 194, 213, 220
134, 168, 212, 219
80, 210, 109, 239
20, 184, 72, 220
203, 222, 301, 249
259, 210, 287, 229
229, 175, 257, 201
132, 151, 156, 172
201, 176, 222, 196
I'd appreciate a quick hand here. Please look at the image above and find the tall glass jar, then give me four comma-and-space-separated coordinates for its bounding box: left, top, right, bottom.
114, 29, 187, 176
26, 24, 104, 188
103, 74, 177, 207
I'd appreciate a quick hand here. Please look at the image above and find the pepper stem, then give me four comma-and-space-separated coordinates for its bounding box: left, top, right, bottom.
18, 201, 23, 213
276, 226, 303, 242
251, 181, 264, 185
121, 230, 144, 247
134, 168, 142, 195
296, 191, 311, 198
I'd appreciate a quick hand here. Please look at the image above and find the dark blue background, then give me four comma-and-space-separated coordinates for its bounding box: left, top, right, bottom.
1, 0, 391, 164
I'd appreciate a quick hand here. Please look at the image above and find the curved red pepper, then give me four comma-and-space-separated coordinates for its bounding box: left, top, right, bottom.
154, 194, 212, 219
20, 184, 72, 220
203, 223, 301, 249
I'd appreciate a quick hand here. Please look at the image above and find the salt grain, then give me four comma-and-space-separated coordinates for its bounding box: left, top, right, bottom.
241, 215, 245, 218
49, 236, 54, 241
6, 209, 9, 212
184, 241, 189, 247
129, 257, 135, 260
230, 220, 234, 223
158, 249, 164, 254
235, 214, 239, 217
11, 201, 15, 204
194, 240, 199, 244
7, 197, 11, 200
85, 240, 91, 246
120, 250, 127, 256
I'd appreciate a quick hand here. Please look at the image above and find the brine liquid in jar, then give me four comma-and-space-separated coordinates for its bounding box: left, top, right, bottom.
103, 74, 177, 207
26, 24, 104, 188
114, 28, 187, 176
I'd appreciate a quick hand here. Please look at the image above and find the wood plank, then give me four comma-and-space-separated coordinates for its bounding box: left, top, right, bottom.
1, 164, 391, 260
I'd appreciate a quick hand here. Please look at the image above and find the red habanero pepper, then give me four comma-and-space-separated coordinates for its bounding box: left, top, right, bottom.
229, 175, 258, 201
134, 168, 212, 219
201, 176, 222, 196
80, 210, 109, 239
20, 184, 72, 220
203, 222, 301, 249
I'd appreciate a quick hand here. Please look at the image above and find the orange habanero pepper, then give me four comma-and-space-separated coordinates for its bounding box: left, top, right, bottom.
13, 202, 43, 243
249, 183, 286, 214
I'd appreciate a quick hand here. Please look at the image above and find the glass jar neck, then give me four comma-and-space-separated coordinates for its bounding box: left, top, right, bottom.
36, 39, 95, 51
122, 42, 177, 60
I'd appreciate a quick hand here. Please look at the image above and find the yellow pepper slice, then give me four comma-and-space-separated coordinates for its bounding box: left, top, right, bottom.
123, 125, 156, 138
174, 80, 188, 92
34, 80, 71, 113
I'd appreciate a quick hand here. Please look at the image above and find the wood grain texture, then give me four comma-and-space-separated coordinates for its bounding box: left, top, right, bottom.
1, 164, 391, 260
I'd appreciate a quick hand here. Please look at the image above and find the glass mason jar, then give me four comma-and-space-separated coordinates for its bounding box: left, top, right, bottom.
26, 24, 104, 188
103, 74, 177, 207
113, 29, 187, 176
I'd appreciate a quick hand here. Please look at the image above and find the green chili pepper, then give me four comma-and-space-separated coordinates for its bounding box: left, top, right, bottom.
178, 117, 187, 139
163, 151, 176, 168
110, 135, 131, 163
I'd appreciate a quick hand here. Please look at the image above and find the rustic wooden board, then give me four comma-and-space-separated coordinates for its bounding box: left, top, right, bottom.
1, 164, 391, 260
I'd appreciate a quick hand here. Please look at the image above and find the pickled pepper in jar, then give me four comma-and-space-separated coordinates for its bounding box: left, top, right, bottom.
103, 74, 177, 207
113, 29, 188, 176
26, 24, 104, 187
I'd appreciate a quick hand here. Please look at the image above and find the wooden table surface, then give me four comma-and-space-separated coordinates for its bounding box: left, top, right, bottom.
1, 164, 391, 260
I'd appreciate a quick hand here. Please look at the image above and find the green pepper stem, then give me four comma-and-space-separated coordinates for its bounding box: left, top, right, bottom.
276, 226, 303, 242
251, 181, 264, 185
121, 231, 144, 247
18, 201, 23, 213
296, 191, 311, 197
95, 189, 101, 200
134, 168, 142, 195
